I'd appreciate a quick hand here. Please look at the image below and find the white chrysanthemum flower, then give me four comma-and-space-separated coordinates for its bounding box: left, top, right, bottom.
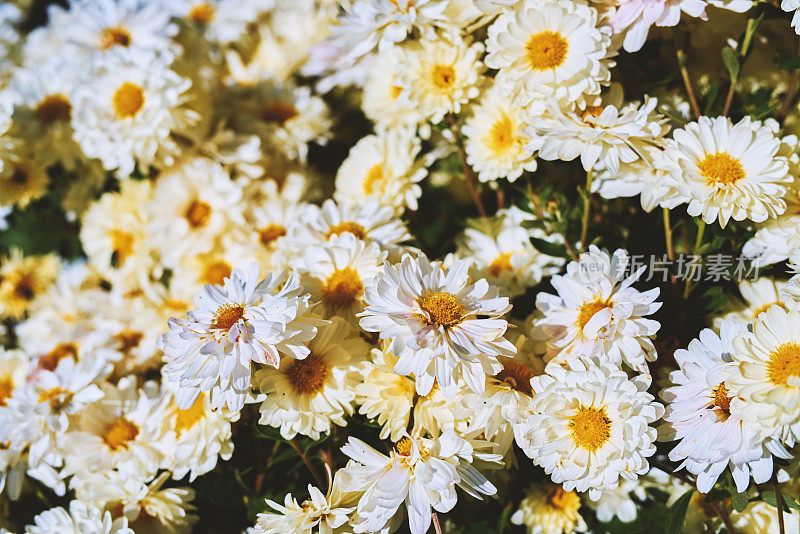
360, 253, 516, 397
485, 0, 613, 112
299, 233, 387, 320
172, 0, 269, 44
535, 246, 661, 372
25, 500, 133, 534
659, 116, 791, 228
61, 0, 177, 56
395, 35, 483, 124
72, 50, 196, 177
586, 478, 648, 524
728, 306, 800, 447
510, 483, 587, 534
334, 129, 428, 212
288, 199, 412, 254
74, 471, 197, 534
80, 180, 154, 290
158, 388, 239, 482
333, 0, 450, 60
254, 471, 355, 534
462, 86, 539, 183
61, 377, 165, 484
716, 277, 792, 327
254, 318, 367, 440
160, 265, 324, 412
456, 208, 565, 298
592, 155, 682, 213
338, 431, 500, 534
611, 0, 707, 52
522, 358, 664, 500
661, 321, 791, 493
146, 157, 245, 267
527, 93, 669, 173
246, 199, 308, 259
743, 212, 800, 266
362, 48, 426, 133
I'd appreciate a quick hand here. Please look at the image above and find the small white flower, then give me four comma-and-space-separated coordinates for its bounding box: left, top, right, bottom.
25, 500, 133, 534
611, 0, 707, 53
360, 253, 516, 397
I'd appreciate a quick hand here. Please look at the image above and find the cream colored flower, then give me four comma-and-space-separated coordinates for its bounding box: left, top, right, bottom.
510, 483, 587, 534
0, 249, 59, 320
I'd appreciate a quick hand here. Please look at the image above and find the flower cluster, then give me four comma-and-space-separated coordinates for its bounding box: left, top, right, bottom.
1, 0, 800, 533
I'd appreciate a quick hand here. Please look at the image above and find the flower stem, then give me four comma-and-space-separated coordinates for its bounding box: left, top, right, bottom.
432, 512, 443, 534
775, 481, 786, 534
677, 49, 702, 119
446, 114, 488, 217
663, 207, 675, 261
580, 172, 593, 253
290, 438, 325, 488
683, 219, 706, 299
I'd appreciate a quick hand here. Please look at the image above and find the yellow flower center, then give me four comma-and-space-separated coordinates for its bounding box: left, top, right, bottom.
258, 224, 287, 247
431, 64, 456, 89
37, 386, 72, 411
286, 353, 328, 395
39, 342, 79, 371
546, 485, 580, 512
185, 200, 212, 229
103, 418, 139, 450
187, 3, 216, 23
752, 302, 786, 319
363, 164, 385, 196
203, 261, 231, 286
112, 82, 145, 119
390, 85, 403, 99
113, 330, 144, 354
486, 114, 515, 154
577, 299, 611, 330
262, 102, 298, 125
0, 378, 13, 407
34, 94, 72, 125
767, 342, 800, 386
417, 291, 464, 327
494, 359, 534, 395
489, 252, 514, 277
709, 383, 732, 422
396, 436, 414, 456
174, 393, 206, 435
99, 26, 131, 50
580, 105, 605, 123
110, 229, 135, 266
321, 267, 364, 310
698, 152, 745, 185
325, 222, 366, 240
213, 304, 245, 330
526, 31, 569, 70
569, 406, 611, 452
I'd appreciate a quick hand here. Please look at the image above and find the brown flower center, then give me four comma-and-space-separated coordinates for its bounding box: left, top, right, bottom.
213, 304, 245, 330
185, 200, 212, 229
325, 222, 366, 240
286, 353, 328, 395
99, 26, 131, 50
494, 360, 534, 395
258, 224, 287, 247
39, 342, 79, 371
262, 102, 298, 125
34, 94, 72, 125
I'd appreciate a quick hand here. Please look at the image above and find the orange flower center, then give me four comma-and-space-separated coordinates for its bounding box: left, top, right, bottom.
526, 31, 568, 70
99, 26, 131, 50
213, 304, 245, 330
188, 3, 216, 23
321, 267, 364, 310
325, 221, 366, 240
103, 418, 139, 450
258, 224, 287, 247
39, 342, 79, 371
698, 152, 745, 185
431, 65, 456, 89
203, 261, 232, 286
577, 299, 610, 330
286, 353, 328, 395
112, 82, 145, 119
489, 253, 514, 277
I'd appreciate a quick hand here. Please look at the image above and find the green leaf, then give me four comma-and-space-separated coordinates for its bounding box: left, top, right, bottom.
783, 493, 800, 511
762, 490, 778, 507
730, 490, 748, 512
704, 489, 728, 503
530, 237, 569, 259
722, 47, 740, 82
665, 489, 693, 534
777, 47, 800, 71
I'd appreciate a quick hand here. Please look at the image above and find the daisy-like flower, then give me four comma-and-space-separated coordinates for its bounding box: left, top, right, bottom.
160, 264, 324, 412
456, 208, 565, 298
395, 35, 483, 124
254, 469, 355, 534
360, 253, 516, 397
60, 377, 165, 484
254, 318, 367, 440
172, 0, 269, 44
60, 0, 177, 56
462, 86, 539, 183
288, 199, 412, 254
535, 246, 661, 372
527, 92, 669, 173
72, 49, 196, 177
299, 233, 387, 320
783, 250, 800, 307
591, 155, 683, 213
333, 0, 450, 60
24, 500, 133, 534
157, 388, 240, 482
522, 357, 664, 500
660, 321, 791, 493
0, 152, 49, 208
362, 48, 426, 133
510, 483, 587, 534
74, 471, 198, 534
612, 0, 707, 53
338, 431, 500, 534
246, 199, 307, 259
0, 249, 59, 320
728, 305, 800, 447
659, 115, 791, 228
716, 277, 791, 327
334, 129, 428, 212
485, 0, 613, 112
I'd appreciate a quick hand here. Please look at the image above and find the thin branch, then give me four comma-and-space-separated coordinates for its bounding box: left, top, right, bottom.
709, 501, 737, 534
663, 207, 675, 261
677, 49, 702, 119
290, 438, 325, 488
446, 115, 488, 217
775, 481, 786, 534
683, 219, 706, 299
722, 82, 736, 117
580, 172, 593, 253
432, 512, 443, 534
496, 186, 505, 211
